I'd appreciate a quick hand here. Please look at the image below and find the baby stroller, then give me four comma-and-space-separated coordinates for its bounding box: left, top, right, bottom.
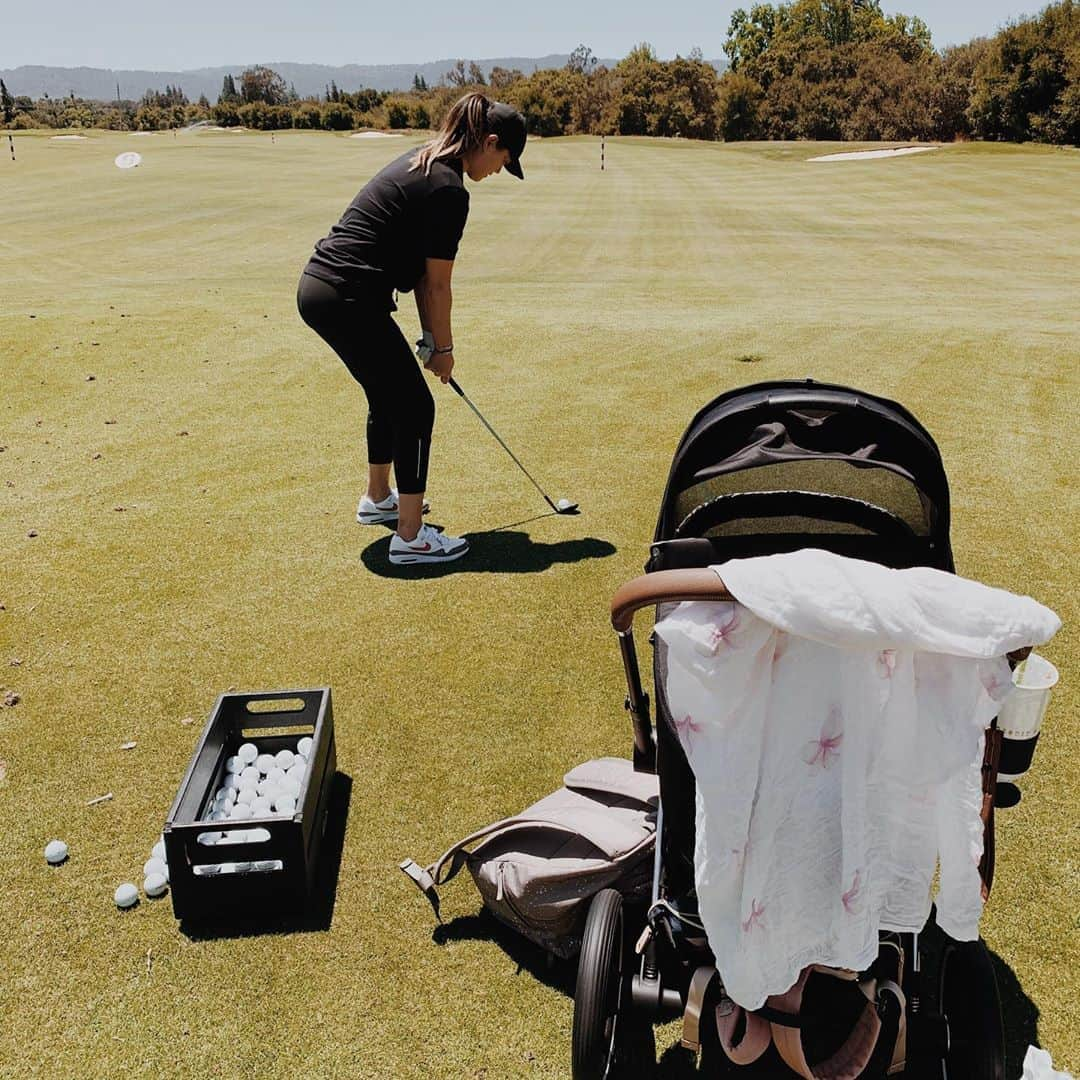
573, 380, 1009, 1079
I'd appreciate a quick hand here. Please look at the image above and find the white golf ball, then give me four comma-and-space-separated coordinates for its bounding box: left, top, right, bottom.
251, 797, 272, 816
239, 766, 259, 788
215, 786, 237, 805
144, 857, 168, 879
225, 754, 242, 774
143, 873, 168, 898
557, 498, 573, 510
224, 772, 241, 791
235, 787, 257, 805
275, 795, 296, 816
210, 810, 228, 822
229, 802, 254, 820
151, 840, 166, 862
44, 840, 69, 865
274, 749, 295, 770
296, 737, 313, 757
256, 753, 275, 775
114, 883, 138, 909
237, 742, 258, 764
286, 762, 305, 782
267, 767, 286, 786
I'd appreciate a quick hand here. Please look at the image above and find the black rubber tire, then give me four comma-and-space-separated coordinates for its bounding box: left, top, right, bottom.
940, 939, 1006, 1080
572, 889, 632, 1080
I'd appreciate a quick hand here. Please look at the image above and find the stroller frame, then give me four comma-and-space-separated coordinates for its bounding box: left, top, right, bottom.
572, 381, 1009, 1080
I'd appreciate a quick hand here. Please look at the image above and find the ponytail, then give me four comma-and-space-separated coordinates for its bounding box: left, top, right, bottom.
411, 92, 491, 175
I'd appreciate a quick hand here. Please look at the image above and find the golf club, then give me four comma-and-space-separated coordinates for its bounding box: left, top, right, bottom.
448, 377, 579, 515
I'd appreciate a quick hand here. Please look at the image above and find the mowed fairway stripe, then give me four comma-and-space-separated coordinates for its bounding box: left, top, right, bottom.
1, 131, 1077, 1078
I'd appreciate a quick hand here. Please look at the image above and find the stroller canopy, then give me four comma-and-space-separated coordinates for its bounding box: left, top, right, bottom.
654, 380, 953, 571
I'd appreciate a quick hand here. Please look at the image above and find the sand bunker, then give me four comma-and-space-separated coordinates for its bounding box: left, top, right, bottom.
809, 145, 938, 162
349, 131, 403, 139
50, 134, 89, 140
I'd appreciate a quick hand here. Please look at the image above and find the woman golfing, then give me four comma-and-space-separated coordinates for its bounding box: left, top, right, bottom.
297, 92, 526, 565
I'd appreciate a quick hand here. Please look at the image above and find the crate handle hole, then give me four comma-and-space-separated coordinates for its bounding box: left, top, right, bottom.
245, 698, 306, 715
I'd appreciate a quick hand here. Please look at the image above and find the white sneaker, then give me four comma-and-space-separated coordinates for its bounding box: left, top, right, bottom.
388, 523, 469, 565
356, 489, 430, 524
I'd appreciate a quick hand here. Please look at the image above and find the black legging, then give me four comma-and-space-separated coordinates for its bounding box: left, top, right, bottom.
297, 272, 433, 494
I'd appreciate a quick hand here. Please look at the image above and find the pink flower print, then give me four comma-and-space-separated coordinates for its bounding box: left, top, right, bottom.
801, 707, 843, 769
672, 713, 703, 751
876, 650, 897, 679
772, 631, 789, 667
842, 870, 863, 915
979, 661, 1013, 703
707, 608, 741, 654
741, 897, 766, 933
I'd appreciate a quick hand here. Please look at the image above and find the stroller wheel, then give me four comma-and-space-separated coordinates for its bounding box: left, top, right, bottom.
940, 939, 1006, 1080
572, 889, 654, 1079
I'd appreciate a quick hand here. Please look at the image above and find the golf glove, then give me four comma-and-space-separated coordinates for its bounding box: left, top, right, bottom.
416, 330, 436, 365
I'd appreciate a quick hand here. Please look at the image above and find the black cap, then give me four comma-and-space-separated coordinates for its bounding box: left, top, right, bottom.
488, 101, 527, 179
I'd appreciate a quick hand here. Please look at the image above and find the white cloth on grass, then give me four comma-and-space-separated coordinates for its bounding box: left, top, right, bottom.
1023, 1047, 1075, 1079
654, 549, 1060, 1009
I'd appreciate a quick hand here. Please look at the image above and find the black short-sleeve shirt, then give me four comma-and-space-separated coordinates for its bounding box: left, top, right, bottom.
304, 150, 469, 295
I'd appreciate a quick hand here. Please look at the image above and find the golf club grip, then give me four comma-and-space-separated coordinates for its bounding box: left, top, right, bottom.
448, 378, 465, 397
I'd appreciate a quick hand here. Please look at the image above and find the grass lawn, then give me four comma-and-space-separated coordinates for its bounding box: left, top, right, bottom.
1, 129, 1077, 1078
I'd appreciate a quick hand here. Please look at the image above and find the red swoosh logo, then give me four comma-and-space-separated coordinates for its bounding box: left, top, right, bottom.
412, 542, 432, 552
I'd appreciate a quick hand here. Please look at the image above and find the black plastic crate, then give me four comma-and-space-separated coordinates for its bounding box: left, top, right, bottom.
164, 688, 336, 922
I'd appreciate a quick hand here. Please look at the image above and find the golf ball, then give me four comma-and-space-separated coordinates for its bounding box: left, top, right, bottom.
267, 767, 286, 786
44, 840, 69, 865
236, 787, 257, 805
215, 786, 237, 805
210, 810, 228, 822
229, 802, 254, 820
281, 777, 301, 798
286, 762, 305, 781
237, 742, 258, 764
144, 857, 168, 879
239, 766, 260, 788
275, 795, 296, 816
151, 840, 166, 862
256, 753, 275, 775
557, 498, 573, 510
143, 873, 168, 898
225, 755, 242, 774
114, 883, 138, 909
274, 749, 295, 770
297, 737, 313, 758
251, 797, 272, 816
224, 773, 241, 791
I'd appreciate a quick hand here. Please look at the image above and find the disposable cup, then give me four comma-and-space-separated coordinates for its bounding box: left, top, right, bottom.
997, 652, 1058, 781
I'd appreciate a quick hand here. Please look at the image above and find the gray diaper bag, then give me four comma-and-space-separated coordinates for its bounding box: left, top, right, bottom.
400, 757, 659, 957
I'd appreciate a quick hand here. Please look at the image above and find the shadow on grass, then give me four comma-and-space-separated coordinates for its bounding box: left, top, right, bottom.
990, 948, 1041, 1080
361, 527, 616, 578
178, 772, 352, 941
432, 910, 578, 997
432, 911, 1044, 1079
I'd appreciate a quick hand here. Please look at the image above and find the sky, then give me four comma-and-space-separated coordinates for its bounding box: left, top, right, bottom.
5, 0, 1042, 70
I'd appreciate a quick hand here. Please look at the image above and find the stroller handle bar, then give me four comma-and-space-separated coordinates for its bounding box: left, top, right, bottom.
611, 569, 734, 634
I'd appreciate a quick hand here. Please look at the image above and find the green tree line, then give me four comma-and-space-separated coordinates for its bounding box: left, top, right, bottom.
3, 1, 1078, 144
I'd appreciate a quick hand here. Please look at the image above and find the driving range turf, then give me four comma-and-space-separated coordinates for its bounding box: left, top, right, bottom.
2, 130, 1077, 1078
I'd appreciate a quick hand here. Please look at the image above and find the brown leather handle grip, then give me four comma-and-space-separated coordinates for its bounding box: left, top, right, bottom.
610, 569, 735, 633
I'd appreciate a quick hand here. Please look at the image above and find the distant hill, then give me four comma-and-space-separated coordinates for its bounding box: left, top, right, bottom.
0, 56, 728, 102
